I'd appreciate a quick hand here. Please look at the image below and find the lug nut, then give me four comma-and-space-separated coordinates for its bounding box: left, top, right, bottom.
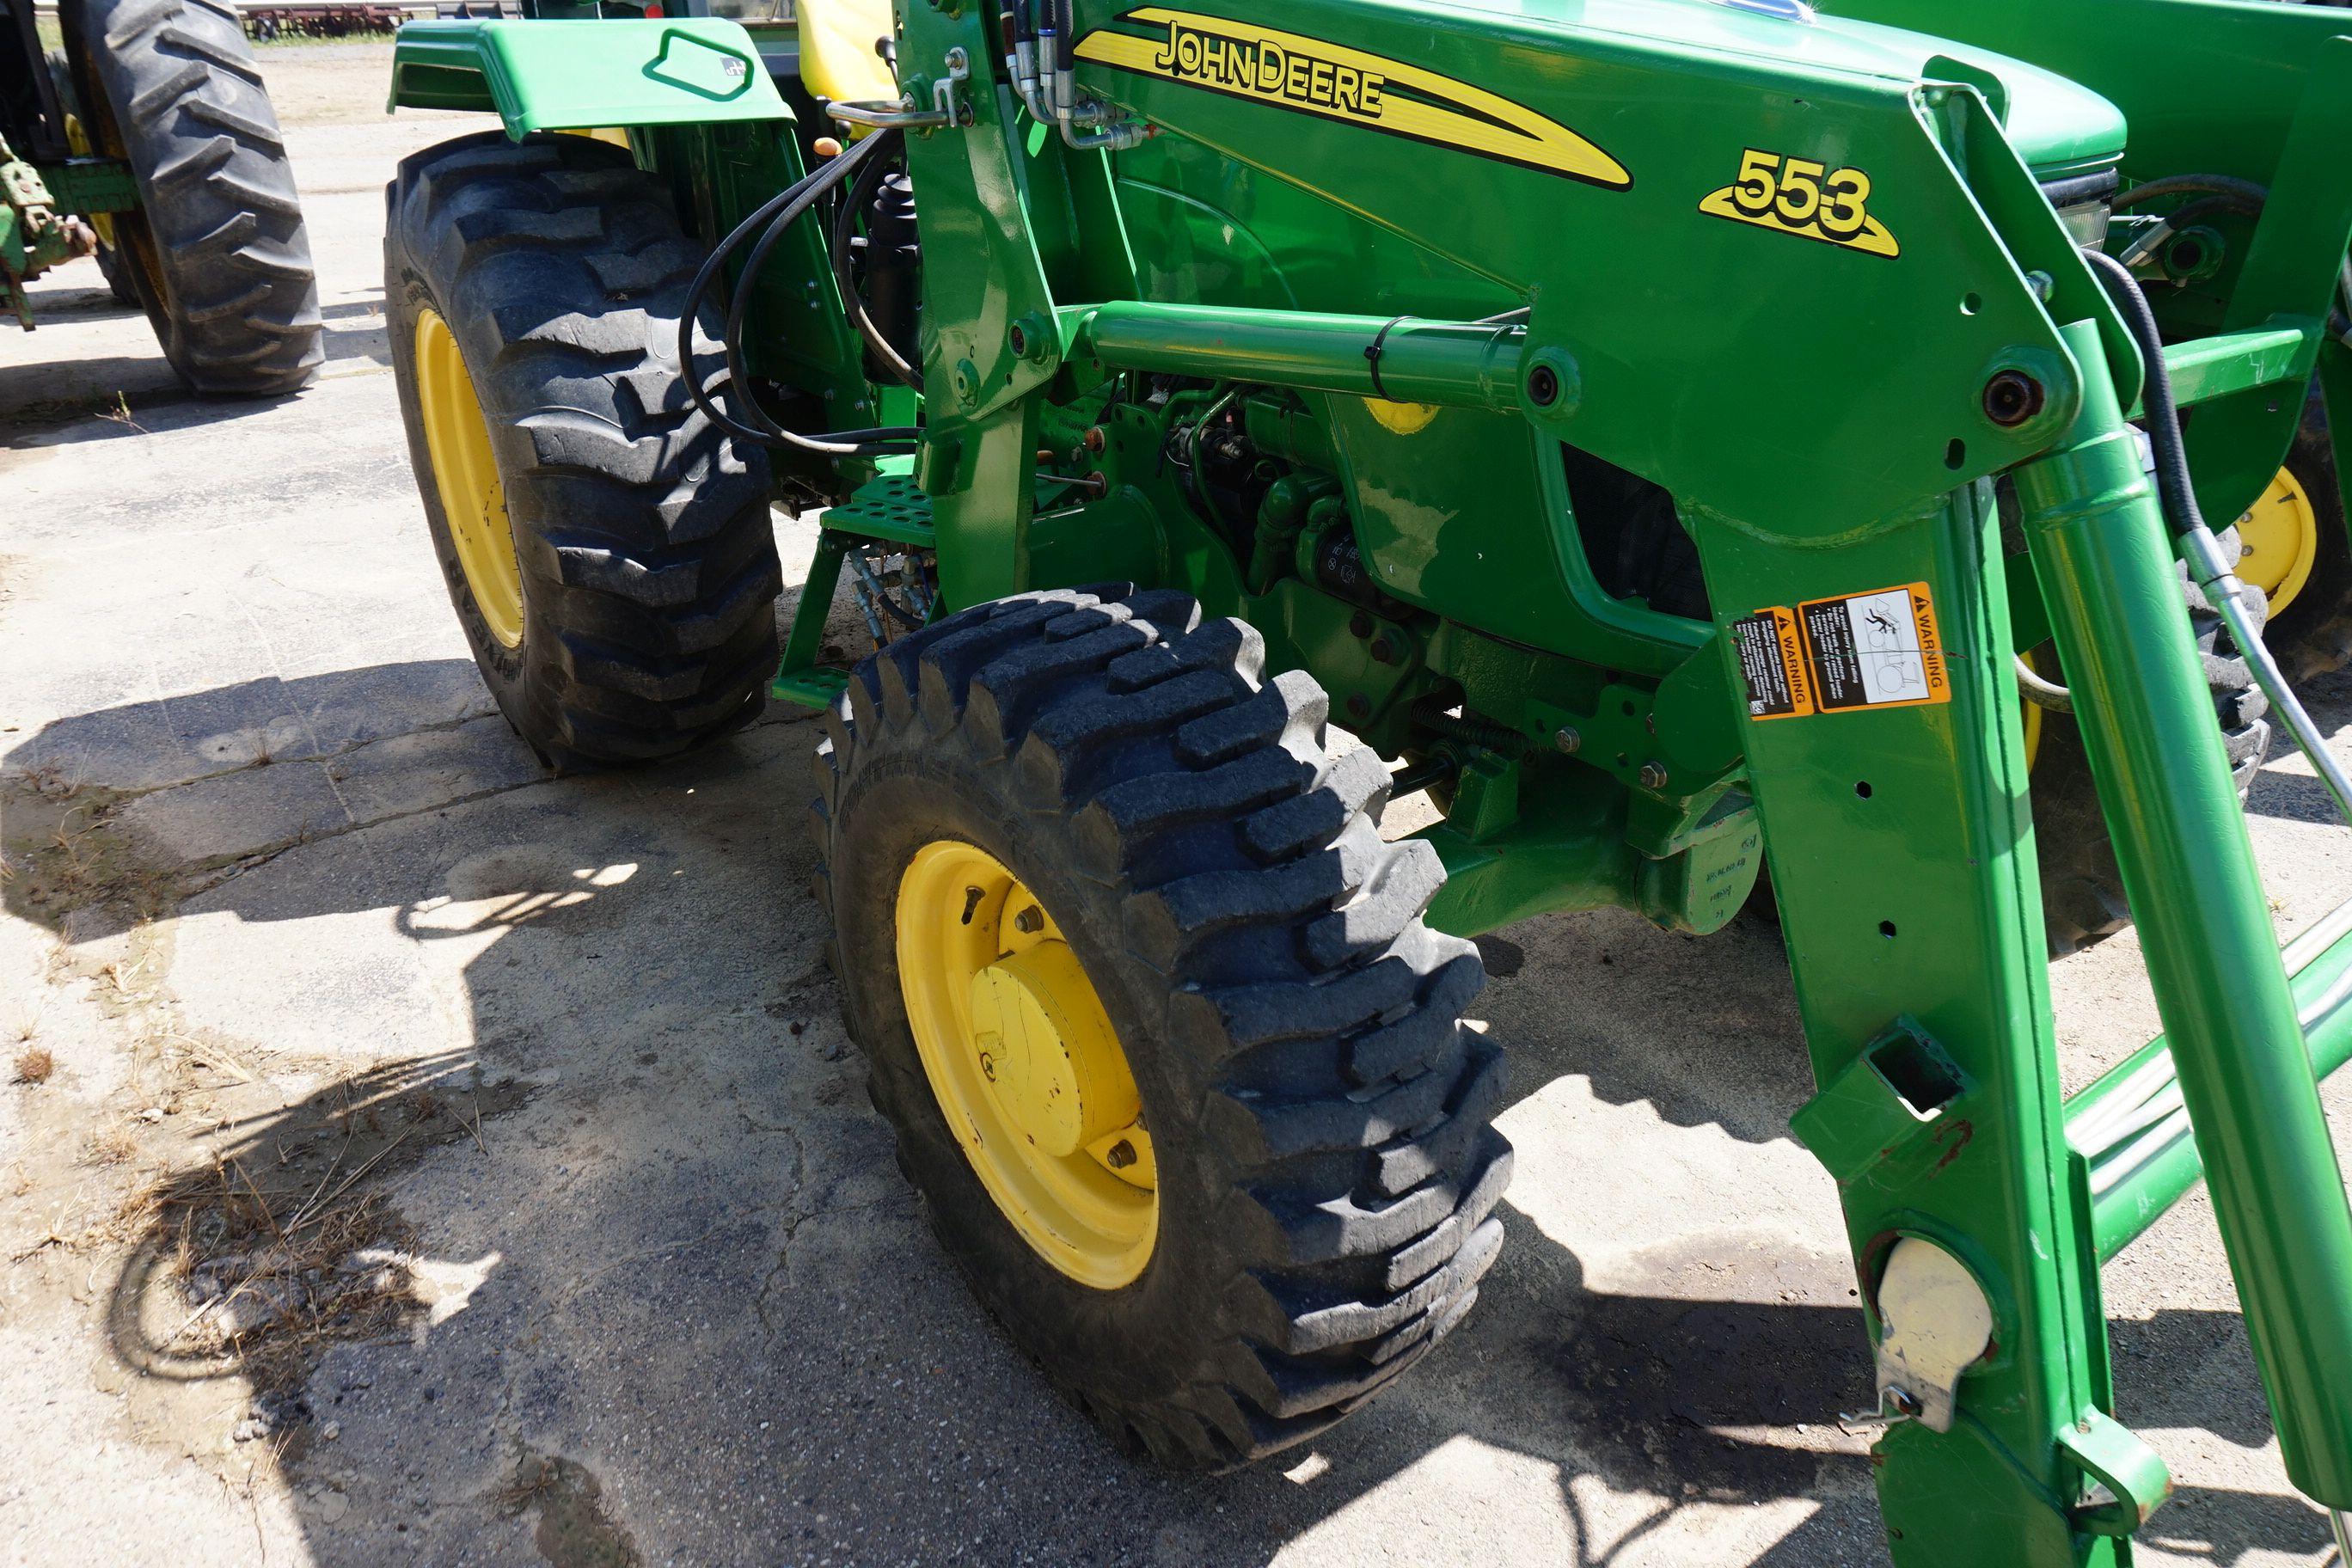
1014, 906, 1044, 934
1106, 1140, 1137, 1169
1981, 371, 2046, 428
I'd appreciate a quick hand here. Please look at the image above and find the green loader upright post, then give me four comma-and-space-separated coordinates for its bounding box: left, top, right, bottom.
2020, 317, 2352, 1514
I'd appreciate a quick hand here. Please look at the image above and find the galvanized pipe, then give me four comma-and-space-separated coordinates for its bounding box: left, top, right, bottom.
2018, 318, 2352, 1510
1081, 303, 1528, 413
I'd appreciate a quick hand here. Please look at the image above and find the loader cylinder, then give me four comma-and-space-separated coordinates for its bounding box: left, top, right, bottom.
1082, 303, 1526, 413
2018, 319, 2352, 1509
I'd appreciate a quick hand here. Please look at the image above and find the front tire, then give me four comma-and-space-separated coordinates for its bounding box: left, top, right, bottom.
812, 588, 1511, 1467
62, 0, 322, 394
385, 133, 782, 769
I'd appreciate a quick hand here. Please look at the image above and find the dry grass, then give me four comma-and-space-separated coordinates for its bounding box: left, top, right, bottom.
83, 1124, 140, 1167
13, 1046, 53, 1085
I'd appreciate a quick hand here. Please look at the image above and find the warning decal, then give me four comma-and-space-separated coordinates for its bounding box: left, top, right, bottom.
1731, 607, 1815, 720
1736, 583, 1950, 720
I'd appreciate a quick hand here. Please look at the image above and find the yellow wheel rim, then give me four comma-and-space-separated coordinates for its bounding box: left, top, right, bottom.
897, 840, 1157, 1289
2023, 647, 2048, 771
413, 308, 525, 649
2237, 464, 2321, 618
60, 111, 118, 250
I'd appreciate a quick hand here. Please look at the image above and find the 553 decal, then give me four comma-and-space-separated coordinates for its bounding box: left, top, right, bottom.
1700, 149, 1899, 259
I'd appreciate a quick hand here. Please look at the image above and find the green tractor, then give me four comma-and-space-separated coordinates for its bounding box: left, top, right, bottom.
382, 0, 2352, 1559
3, 0, 321, 391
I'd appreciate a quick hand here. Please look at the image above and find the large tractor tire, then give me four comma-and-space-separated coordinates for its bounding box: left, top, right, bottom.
2236, 389, 2350, 686
2028, 525, 2273, 956
384, 133, 782, 769
60, 0, 322, 394
812, 588, 1510, 1466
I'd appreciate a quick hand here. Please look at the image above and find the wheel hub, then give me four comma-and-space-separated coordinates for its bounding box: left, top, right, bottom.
968, 945, 1133, 1158
2237, 464, 2320, 617
896, 839, 1156, 1288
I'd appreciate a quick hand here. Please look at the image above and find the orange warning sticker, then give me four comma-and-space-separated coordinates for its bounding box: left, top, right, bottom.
1736, 583, 1950, 720
1731, 605, 1816, 720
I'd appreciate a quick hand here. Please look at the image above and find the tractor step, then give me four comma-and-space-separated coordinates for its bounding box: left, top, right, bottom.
768, 469, 1093, 710
819, 470, 936, 546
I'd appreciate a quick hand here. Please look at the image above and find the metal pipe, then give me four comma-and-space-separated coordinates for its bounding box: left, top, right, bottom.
1083, 303, 1528, 413
2018, 316, 2352, 1510
2073, 921, 2352, 1248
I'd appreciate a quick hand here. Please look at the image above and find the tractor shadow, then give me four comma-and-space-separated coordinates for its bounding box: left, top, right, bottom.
2, 665, 2336, 1566
0, 291, 388, 444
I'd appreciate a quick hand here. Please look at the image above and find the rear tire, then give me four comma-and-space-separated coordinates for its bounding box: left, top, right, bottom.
61, 0, 322, 394
385, 132, 782, 769
812, 587, 1510, 1467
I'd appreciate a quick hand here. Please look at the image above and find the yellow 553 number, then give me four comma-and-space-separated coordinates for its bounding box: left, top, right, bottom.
1700, 148, 1901, 259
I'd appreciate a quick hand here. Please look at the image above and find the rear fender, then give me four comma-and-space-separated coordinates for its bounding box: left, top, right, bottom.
389, 18, 793, 138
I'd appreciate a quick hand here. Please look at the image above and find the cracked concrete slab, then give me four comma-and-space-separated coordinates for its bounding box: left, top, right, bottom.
5, 40, 2352, 1568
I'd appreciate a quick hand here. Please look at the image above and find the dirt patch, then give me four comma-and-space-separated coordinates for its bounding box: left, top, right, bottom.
499, 1449, 644, 1568
101, 1060, 540, 1441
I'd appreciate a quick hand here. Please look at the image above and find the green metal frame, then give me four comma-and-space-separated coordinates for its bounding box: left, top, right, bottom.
388, 18, 792, 137
388, 1, 2352, 1558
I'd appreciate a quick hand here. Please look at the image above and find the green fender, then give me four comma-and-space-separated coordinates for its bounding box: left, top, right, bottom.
388, 18, 793, 138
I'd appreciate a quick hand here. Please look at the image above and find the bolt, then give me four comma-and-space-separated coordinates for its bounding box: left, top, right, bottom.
1344, 693, 1372, 722
1369, 633, 1403, 665
1350, 610, 1375, 640
1527, 364, 1561, 407
960, 885, 985, 925
1888, 1388, 1923, 1418
1638, 760, 1669, 790
1008, 323, 1029, 357
1981, 371, 2046, 428
978, 1050, 996, 1081
1553, 726, 1582, 756
1106, 1140, 1136, 1169
1083, 426, 1107, 455
1013, 906, 1044, 934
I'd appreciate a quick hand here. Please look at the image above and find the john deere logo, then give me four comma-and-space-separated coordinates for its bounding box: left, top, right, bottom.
1075, 7, 1632, 189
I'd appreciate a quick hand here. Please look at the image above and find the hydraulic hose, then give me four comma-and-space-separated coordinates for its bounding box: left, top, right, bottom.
2084, 247, 2352, 826
829, 128, 922, 389
678, 133, 922, 457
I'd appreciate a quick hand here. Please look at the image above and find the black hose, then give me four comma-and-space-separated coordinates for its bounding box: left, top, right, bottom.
677, 134, 921, 457
722, 131, 916, 450
2111, 173, 2269, 214
829, 129, 922, 389
2084, 248, 2208, 542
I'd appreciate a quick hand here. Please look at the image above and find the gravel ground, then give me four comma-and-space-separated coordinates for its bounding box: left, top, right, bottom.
3, 41, 2350, 1568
